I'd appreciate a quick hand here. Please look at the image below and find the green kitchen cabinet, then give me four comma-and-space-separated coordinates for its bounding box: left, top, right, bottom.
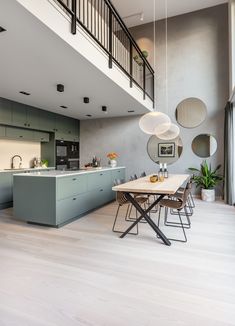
13, 167, 126, 227
0, 98, 12, 125
87, 170, 111, 191
38, 110, 56, 132
0, 173, 13, 207
5, 126, 34, 141
55, 115, 68, 134
33, 131, 50, 142
26, 106, 40, 130
57, 174, 87, 200
12, 102, 27, 128
0, 125, 6, 137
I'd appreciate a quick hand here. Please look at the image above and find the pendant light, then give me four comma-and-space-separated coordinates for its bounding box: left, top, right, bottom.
139, 111, 171, 135
139, 0, 171, 136
156, 123, 180, 140
154, 0, 180, 141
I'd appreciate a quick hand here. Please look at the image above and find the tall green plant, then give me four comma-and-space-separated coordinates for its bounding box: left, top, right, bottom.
189, 161, 223, 189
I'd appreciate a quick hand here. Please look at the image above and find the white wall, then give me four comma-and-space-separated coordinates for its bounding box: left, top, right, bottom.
0, 140, 41, 169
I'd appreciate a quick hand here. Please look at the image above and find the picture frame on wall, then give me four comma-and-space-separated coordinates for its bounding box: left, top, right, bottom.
158, 143, 175, 157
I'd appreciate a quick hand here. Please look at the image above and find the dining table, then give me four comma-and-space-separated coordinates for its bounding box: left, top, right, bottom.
112, 174, 190, 246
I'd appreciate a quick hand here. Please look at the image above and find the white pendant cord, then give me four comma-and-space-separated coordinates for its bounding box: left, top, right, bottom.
153, 0, 156, 109
165, 0, 168, 116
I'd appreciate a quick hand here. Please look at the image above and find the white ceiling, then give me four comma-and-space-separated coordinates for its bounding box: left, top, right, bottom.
0, 0, 149, 120
112, 0, 228, 28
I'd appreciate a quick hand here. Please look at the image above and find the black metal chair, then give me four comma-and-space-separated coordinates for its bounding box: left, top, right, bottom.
157, 183, 191, 243
112, 179, 148, 234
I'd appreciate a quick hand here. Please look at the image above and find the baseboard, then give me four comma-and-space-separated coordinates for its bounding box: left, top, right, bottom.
0, 201, 13, 210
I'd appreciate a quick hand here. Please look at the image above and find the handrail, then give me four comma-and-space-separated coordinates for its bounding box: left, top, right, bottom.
104, 0, 154, 74
52, 0, 155, 105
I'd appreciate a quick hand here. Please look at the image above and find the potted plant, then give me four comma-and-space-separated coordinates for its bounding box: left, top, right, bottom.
189, 161, 223, 202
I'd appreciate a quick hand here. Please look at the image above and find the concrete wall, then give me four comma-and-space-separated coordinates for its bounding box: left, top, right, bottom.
80, 4, 229, 196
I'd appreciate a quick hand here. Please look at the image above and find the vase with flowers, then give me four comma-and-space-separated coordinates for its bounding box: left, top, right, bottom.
107, 152, 118, 168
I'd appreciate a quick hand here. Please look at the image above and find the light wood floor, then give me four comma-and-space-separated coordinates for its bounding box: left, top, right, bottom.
0, 200, 235, 326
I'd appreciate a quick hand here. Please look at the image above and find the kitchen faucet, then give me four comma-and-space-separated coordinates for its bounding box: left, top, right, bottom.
11, 155, 22, 169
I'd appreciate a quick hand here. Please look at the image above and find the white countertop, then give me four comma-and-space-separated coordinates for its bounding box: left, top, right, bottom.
13, 167, 125, 178
0, 167, 55, 173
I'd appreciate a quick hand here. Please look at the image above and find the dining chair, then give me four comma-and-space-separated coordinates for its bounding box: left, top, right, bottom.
112, 179, 148, 234
157, 183, 191, 243
170, 178, 195, 217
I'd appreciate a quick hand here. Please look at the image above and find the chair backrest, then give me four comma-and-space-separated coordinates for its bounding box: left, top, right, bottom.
114, 178, 125, 186
130, 174, 138, 181
140, 172, 146, 177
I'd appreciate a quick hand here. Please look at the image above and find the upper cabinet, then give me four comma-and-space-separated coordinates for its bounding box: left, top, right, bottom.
12, 102, 40, 129
38, 110, 56, 132
0, 98, 12, 125
0, 98, 80, 142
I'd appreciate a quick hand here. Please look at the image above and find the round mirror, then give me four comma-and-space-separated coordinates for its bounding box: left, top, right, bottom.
176, 98, 207, 128
192, 134, 217, 158
147, 135, 183, 165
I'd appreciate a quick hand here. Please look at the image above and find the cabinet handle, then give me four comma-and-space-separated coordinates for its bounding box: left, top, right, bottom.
24, 123, 27, 126
100, 189, 103, 192
41, 138, 44, 140
72, 178, 77, 181
100, 173, 103, 176
19, 135, 23, 138
28, 124, 30, 127
73, 198, 77, 200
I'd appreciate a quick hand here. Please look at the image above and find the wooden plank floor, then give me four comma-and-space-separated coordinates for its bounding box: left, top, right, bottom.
0, 199, 235, 326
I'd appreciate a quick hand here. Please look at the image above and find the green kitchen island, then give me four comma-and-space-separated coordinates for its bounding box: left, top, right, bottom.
13, 167, 125, 227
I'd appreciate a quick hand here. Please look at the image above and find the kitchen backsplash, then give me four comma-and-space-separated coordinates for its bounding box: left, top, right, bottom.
0, 139, 41, 169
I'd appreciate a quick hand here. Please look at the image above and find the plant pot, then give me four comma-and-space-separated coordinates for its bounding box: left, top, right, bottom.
201, 188, 215, 202
109, 159, 117, 168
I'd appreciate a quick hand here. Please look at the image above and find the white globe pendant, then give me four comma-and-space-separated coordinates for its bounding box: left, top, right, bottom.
156, 123, 180, 140
139, 112, 171, 135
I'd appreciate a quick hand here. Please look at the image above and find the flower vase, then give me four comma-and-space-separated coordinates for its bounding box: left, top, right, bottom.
109, 159, 117, 168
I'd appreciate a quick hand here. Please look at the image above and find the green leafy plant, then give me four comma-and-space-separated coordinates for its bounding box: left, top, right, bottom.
188, 161, 223, 189
41, 159, 49, 167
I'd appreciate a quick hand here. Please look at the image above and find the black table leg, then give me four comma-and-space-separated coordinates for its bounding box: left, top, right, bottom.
120, 192, 171, 246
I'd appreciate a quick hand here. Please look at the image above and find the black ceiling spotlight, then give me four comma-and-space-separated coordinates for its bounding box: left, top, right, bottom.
60, 105, 68, 109
57, 84, 64, 92
19, 91, 30, 96
83, 97, 89, 104
128, 110, 135, 113
86, 114, 92, 117
0, 26, 6, 33
102, 106, 107, 113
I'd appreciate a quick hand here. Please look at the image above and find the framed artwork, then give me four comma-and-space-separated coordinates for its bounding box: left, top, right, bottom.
158, 143, 175, 157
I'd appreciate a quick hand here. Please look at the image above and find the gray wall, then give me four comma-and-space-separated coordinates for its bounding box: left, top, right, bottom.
80, 4, 229, 196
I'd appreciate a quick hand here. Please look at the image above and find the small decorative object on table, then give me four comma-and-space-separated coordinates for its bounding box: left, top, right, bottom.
150, 175, 158, 183
107, 152, 118, 168
158, 163, 165, 181
41, 159, 49, 168
163, 163, 168, 178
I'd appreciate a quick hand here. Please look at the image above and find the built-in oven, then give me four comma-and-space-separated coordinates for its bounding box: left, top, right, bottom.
56, 140, 80, 170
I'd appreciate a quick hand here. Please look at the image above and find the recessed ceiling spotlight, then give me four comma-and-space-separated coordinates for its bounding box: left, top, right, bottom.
57, 84, 64, 92
19, 91, 30, 96
84, 97, 90, 104
0, 26, 6, 33
102, 106, 107, 113
86, 114, 92, 117
60, 105, 68, 109
128, 110, 135, 113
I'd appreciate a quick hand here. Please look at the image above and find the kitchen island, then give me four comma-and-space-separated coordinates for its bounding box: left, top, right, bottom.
13, 167, 125, 227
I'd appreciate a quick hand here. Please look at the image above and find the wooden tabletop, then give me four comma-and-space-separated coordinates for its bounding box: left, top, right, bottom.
112, 174, 190, 195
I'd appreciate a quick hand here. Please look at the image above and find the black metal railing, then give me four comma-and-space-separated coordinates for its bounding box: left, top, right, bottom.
53, 0, 155, 105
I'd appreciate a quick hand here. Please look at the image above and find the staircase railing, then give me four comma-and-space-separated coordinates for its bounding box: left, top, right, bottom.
53, 0, 155, 105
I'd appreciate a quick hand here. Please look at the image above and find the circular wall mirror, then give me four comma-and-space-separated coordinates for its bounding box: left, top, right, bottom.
192, 134, 217, 158
176, 98, 207, 128
147, 135, 183, 165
